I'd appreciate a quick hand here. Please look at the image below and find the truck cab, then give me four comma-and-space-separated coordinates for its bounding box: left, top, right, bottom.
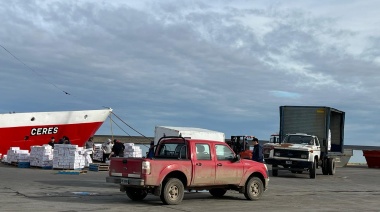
264, 133, 337, 178
264, 133, 321, 176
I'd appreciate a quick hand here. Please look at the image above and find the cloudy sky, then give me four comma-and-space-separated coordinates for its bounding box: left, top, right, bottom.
1, 0, 380, 147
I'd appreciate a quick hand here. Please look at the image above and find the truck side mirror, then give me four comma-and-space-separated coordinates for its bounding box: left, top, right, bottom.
233, 154, 241, 162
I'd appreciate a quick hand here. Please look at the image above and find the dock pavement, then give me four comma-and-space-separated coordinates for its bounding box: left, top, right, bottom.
0, 163, 379, 212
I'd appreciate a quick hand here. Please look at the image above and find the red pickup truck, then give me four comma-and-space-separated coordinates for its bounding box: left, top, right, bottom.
106, 136, 269, 205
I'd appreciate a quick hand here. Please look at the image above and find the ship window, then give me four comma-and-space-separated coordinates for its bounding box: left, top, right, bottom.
31, 117, 35, 121
84, 115, 88, 119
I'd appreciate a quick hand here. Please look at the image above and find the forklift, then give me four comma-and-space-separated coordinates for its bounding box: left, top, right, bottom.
227, 136, 255, 159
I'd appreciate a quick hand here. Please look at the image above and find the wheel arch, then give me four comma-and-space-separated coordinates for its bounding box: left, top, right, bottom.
246, 172, 266, 190
157, 164, 191, 187
161, 171, 188, 188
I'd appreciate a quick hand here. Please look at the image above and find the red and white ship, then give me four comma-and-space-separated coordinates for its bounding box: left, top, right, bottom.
0, 108, 112, 156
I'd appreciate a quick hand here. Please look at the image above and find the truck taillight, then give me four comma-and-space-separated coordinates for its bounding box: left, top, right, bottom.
142, 161, 151, 175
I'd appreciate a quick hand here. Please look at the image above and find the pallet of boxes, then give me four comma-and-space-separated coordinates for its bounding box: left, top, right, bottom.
29, 145, 54, 169
5, 147, 30, 168
53, 144, 91, 175
0, 153, 4, 163
88, 143, 109, 172
3, 146, 53, 169
124, 143, 143, 158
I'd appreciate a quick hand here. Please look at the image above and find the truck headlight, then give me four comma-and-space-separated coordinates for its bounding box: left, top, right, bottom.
301, 154, 308, 159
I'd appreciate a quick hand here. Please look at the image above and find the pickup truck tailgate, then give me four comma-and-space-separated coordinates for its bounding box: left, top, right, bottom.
109, 157, 143, 178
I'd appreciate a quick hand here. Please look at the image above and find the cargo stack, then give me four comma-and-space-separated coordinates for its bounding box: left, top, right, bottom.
53, 144, 86, 170
6, 147, 30, 164
124, 143, 143, 158
29, 145, 53, 168
1, 155, 7, 163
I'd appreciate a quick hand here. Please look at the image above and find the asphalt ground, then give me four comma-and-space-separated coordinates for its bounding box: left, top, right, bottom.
0, 163, 379, 212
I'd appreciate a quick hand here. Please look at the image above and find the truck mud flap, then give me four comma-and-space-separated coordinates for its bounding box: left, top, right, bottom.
153, 184, 162, 196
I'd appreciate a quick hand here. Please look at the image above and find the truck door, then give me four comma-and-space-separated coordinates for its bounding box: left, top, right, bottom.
192, 143, 216, 185
214, 144, 243, 185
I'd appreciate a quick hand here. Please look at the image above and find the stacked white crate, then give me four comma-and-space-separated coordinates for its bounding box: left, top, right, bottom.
6, 147, 30, 163
124, 143, 143, 158
29, 145, 54, 167
1, 155, 7, 163
53, 144, 86, 170
93, 144, 103, 162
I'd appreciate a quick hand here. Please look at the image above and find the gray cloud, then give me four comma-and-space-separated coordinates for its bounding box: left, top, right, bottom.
1, 0, 380, 145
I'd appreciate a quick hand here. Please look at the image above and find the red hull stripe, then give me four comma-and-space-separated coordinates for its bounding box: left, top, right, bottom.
0, 121, 106, 155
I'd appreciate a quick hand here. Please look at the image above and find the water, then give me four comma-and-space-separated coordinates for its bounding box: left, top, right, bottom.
349, 150, 366, 163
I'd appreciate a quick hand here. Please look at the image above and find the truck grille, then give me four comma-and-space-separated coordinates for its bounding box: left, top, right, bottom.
274, 149, 309, 159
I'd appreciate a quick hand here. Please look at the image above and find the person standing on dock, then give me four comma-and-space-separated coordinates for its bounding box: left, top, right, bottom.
85, 137, 95, 159
252, 137, 263, 163
147, 141, 155, 158
64, 136, 71, 144
109, 139, 125, 158
58, 136, 65, 144
48, 137, 55, 148
101, 138, 113, 163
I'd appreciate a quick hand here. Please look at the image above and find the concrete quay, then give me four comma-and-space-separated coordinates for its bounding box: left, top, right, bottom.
0, 163, 379, 212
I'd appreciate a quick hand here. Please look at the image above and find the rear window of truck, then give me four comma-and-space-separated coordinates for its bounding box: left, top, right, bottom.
156, 142, 188, 159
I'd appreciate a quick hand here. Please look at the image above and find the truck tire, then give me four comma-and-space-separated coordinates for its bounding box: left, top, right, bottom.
272, 165, 278, 177
244, 177, 264, 200
309, 162, 316, 179
209, 188, 227, 197
322, 159, 328, 175
328, 158, 336, 175
160, 178, 184, 205
126, 188, 148, 201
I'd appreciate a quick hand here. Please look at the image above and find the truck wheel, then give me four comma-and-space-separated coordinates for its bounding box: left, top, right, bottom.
209, 188, 227, 197
322, 159, 328, 175
328, 158, 336, 175
309, 162, 316, 179
244, 177, 264, 200
272, 165, 278, 177
126, 188, 148, 201
160, 178, 184, 205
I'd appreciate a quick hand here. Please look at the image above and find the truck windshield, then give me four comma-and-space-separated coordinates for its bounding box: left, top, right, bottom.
284, 135, 314, 145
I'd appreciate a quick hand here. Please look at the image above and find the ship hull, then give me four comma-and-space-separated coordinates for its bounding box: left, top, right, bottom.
0, 109, 112, 156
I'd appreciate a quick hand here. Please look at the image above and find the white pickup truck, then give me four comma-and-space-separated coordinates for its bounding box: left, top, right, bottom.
264, 133, 336, 179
